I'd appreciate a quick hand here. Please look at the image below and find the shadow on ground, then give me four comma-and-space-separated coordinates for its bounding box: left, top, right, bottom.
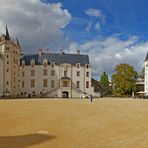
0, 133, 56, 148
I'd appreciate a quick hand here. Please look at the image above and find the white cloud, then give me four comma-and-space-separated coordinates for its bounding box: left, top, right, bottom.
86, 21, 92, 32
68, 36, 147, 77
85, 8, 105, 18
94, 22, 101, 31
0, 0, 71, 52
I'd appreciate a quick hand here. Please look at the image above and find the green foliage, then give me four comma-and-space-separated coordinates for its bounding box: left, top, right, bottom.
112, 63, 138, 96
100, 72, 109, 87
139, 67, 144, 79
100, 72, 110, 96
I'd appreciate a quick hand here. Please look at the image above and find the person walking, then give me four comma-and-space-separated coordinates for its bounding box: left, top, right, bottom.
90, 94, 93, 102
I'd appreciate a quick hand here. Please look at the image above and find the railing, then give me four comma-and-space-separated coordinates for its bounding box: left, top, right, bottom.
71, 82, 84, 94
42, 87, 59, 97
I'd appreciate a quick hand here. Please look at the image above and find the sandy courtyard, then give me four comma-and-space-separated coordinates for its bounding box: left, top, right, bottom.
0, 98, 148, 148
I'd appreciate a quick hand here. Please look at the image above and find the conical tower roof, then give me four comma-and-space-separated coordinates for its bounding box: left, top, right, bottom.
5, 25, 10, 40
16, 38, 20, 46
145, 51, 148, 61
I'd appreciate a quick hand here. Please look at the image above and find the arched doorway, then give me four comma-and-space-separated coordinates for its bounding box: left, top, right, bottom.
62, 91, 69, 98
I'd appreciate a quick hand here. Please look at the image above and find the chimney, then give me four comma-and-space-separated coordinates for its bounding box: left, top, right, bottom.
77, 49, 80, 55
46, 48, 50, 54
60, 49, 63, 55
38, 49, 42, 56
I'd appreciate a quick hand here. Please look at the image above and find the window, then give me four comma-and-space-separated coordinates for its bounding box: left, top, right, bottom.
86, 72, 89, 77
22, 81, 24, 88
43, 69, 48, 76
43, 60, 47, 67
86, 64, 89, 69
22, 71, 25, 77
76, 81, 80, 88
76, 63, 80, 68
6, 81, 9, 85
22, 60, 25, 67
77, 71, 80, 77
6, 47, 9, 50
7, 61, 9, 64
51, 62, 55, 67
43, 79, 48, 87
51, 80, 54, 88
31, 70, 35, 76
51, 70, 54, 76
86, 81, 89, 88
31, 79, 35, 87
64, 70, 67, 77
6, 69, 9, 72
63, 81, 69, 87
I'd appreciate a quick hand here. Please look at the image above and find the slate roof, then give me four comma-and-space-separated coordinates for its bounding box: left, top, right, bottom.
20, 53, 90, 66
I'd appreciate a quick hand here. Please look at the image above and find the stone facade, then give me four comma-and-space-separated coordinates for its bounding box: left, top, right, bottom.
0, 28, 94, 98
144, 52, 148, 96
0, 28, 21, 97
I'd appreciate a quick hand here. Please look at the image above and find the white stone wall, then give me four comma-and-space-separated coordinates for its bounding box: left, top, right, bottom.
20, 62, 94, 98
20, 64, 60, 97
0, 37, 21, 97
145, 61, 148, 96
0, 57, 4, 96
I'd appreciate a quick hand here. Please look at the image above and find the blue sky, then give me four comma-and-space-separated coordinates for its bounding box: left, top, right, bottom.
47, 0, 148, 42
1, 0, 148, 79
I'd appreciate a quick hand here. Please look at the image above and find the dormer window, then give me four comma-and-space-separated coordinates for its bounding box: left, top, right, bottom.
51, 62, 55, 68
43, 59, 47, 67
31, 59, 35, 67
22, 60, 25, 67
85, 64, 89, 69
76, 63, 80, 68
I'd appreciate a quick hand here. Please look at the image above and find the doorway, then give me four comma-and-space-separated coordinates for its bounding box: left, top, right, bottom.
62, 91, 69, 98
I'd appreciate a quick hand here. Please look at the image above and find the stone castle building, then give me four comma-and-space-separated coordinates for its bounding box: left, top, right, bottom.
0, 27, 94, 98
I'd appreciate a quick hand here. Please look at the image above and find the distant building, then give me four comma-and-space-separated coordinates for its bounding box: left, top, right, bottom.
144, 52, 148, 96
0, 27, 94, 98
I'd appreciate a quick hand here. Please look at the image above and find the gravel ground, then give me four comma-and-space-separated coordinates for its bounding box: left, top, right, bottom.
0, 98, 148, 148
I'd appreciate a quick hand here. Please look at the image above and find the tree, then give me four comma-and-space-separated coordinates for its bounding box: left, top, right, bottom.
112, 63, 138, 96
139, 67, 144, 80
100, 72, 109, 87
100, 72, 110, 96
